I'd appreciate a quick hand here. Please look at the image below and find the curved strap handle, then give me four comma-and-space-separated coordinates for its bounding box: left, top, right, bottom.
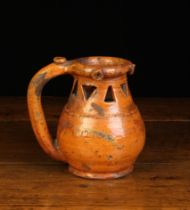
27, 57, 70, 161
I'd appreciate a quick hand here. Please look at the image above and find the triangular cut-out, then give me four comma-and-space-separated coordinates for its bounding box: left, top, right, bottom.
121, 83, 128, 96
82, 85, 97, 100
72, 81, 78, 96
104, 86, 115, 102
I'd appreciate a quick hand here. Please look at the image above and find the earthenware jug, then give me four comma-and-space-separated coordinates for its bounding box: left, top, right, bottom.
27, 56, 145, 179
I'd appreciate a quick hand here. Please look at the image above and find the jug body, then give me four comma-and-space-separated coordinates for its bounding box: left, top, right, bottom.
27, 56, 145, 179
57, 73, 145, 179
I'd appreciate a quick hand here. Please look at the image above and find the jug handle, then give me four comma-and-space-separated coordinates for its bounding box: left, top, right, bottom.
27, 57, 70, 161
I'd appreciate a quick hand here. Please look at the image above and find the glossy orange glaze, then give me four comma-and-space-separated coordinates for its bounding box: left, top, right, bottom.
27, 56, 145, 179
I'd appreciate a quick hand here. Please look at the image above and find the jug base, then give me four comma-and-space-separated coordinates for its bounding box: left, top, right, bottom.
69, 165, 134, 179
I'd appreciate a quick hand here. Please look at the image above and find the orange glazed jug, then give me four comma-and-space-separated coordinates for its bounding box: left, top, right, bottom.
27, 56, 145, 179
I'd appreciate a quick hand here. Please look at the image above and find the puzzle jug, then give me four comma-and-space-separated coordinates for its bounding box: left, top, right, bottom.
27, 56, 145, 179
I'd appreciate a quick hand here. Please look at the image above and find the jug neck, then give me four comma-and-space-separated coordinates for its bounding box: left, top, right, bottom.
70, 74, 129, 104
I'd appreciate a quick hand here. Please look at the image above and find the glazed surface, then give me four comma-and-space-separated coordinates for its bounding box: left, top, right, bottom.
27, 56, 145, 179
57, 75, 145, 175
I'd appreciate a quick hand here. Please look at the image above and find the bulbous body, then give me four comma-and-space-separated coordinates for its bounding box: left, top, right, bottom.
27, 56, 145, 179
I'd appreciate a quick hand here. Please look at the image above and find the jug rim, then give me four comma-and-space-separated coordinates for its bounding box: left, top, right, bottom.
54, 56, 135, 79
77, 56, 130, 67
74, 56, 135, 79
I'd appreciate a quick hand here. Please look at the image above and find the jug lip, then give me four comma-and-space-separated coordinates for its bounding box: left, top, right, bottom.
72, 56, 135, 79
77, 56, 130, 67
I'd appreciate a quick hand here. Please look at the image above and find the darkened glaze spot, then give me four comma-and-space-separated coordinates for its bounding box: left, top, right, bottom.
117, 145, 124, 150
107, 155, 113, 160
92, 130, 114, 142
82, 163, 91, 171
126, 103, 136, 113
63, 60, 74, 66
91, 103, 105, 116
32, 72, 49, 97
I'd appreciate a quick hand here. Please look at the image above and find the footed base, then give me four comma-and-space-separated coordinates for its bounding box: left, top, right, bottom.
69, 165, 134, 179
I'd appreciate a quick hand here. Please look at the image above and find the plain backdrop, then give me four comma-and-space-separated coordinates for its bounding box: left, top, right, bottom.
0, 0, 189, 97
